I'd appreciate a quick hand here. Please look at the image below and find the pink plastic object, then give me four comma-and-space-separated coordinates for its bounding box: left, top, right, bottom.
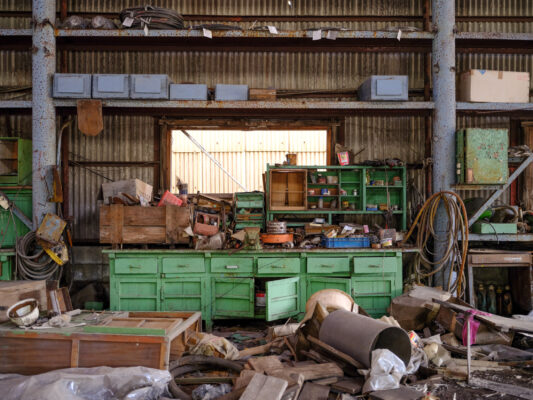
158, 190, 183, 207
363, 225, 370, 234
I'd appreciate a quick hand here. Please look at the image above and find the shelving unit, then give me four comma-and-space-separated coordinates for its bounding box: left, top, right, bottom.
265, 165, 407, 229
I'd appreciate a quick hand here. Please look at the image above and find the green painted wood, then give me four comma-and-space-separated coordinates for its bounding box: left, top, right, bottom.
211, 257, 254, 273
0, 189, 32, 248
0, 253, 13, 280
307, 257, 349, 274
0, 138, 32, 186
115, 277, 159, 311
83, 325, 166, 336
266, 277, 300, 321
353, 256, 397, 274
257, 257, 300, 275
351, 276, 394, 318
162, 256, 205, 273
161, 276, 204, 312
115, 257, 158, 275
212, 277, 254, 318
306, 277, 351, 298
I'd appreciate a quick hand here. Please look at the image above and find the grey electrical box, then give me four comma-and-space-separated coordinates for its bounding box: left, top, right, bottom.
170, 84, 208, 100
358, 75, 408, 101
92, 74, 130, 99
215, 84, 249, 101
130, 74, 170, 99
53, 74, 92, 98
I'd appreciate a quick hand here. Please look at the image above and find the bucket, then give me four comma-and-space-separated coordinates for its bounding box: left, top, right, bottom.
256, 292, 266, 307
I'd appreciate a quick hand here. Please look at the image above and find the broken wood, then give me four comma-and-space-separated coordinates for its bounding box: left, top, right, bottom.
307, 335, 365, 369
238, 337, 284, 358
469, 376, 533, 400
331, 378, 364, 395
270, 362, 343, 381
298, 382, 330, 400
368, 386, 424, 400
248, 355, 283, 373
240, 373, 288, 400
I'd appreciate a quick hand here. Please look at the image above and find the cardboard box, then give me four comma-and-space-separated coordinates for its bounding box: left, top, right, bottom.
458, 70, 530, 103
102, 179, 153, 205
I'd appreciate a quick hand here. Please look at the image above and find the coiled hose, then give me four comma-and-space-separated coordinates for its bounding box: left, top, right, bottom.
119, 6, 184, 29
15, 231, 61, 280
403, 191, 469, 298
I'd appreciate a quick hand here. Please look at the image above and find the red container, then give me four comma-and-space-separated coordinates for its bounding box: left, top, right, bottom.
158, 190, 183, 207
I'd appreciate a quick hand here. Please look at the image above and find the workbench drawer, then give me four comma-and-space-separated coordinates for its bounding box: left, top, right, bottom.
257, 257, 300, 274
115, 258, 158, 275
236, 200, 264, 208
162, 257, 205, 274
307, 257, 350, 274
353, 257, 397, 274
351, 276, 393, 318
211, 257, 254, 273
212, 278, 254, 318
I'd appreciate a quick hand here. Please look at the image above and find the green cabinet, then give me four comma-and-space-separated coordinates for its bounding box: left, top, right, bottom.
161, 276, 205, 312
0, 251, 14, 280
106, 250, 404, 331
212, 277, 254, 318
0, 189, 32, 248
266, 277, 300, 321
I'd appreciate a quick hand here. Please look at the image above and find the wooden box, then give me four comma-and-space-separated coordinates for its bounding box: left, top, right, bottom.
268, 169, 307, 211
0, 311, 201, 375
0, 281, 47, 322
100, 204, 190, 245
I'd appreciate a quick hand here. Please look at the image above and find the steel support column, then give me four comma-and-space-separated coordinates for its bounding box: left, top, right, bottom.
432, 0, 456, 288
32, 0, 57, 227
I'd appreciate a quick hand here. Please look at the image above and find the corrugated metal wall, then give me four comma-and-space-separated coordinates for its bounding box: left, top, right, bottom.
172, 130, 327, 193
1, 1, 532, 239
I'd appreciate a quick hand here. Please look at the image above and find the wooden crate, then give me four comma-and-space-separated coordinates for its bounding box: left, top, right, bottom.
268, 169, 307, 211
100, 204, 190, 245
0, 281, 47, 322
0, 311, 201, 375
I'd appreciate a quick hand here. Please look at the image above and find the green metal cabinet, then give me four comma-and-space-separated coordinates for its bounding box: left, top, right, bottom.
105, 249, 404, 331
0, 251, 14, 280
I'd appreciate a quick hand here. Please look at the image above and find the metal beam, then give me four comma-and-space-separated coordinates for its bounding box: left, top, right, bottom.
467, 154, 533, 227
32, 0, 57, 228
180, 130, 248, 192
432, 0, 456, 288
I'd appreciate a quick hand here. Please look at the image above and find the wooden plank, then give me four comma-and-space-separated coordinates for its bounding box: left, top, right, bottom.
70, 339, 80, 368
369, 386, 424, 400
240, 373, 288, 400
331, 378, 363, 395
109, 204, 124, 244
269, 362, 343, 381
124, 206, 165, 226
298, 382, 330, 400
469, 377, 533, 400
248, 355, 283, 373
307, 335, 365, 369
122, 226, 165, 243
0, 280, 48, 322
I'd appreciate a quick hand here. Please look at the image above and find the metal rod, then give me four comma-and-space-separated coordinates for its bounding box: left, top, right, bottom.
468, 153, 533, 227
180, 130, 248, 191
32, 0, 57, 228
467, 317, 472, 383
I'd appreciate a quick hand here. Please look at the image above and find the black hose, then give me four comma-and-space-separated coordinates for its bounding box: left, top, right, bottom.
15, 231, 60, 280
119, 6, 184, 30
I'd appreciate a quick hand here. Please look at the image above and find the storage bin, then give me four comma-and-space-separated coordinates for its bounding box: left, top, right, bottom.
92, 74, 130, 99
53, 74, 92, 98
321, 237, 370, 248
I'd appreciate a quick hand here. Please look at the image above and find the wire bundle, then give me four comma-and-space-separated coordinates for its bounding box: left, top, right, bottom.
119, 6, 185, 30
16, 231, 60, 281
403, 191, 469, 297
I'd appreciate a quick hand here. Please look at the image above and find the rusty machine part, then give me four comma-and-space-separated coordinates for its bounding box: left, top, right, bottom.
266, 221, 287, 234
260, 233, 294, 244
319, 309, 411, 369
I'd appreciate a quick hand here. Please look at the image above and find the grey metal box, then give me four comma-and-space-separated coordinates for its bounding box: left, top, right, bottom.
92, 74, 130, 99
130, 74, 169, 99
169, 84, 208, 100
358, 75, 408, 101
53, 74, 92, 98
215, 84, 249, 101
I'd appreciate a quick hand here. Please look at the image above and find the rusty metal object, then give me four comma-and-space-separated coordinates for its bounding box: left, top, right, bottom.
319, 309, 411, 369
35, 213, 67, 244
260, 233, 293, 244
266, 221, 287, 234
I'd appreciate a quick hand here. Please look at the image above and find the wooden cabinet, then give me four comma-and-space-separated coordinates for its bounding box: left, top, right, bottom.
107, 250, 403, 331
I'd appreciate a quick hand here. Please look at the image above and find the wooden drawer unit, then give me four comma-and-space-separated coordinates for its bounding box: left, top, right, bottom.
113, 278, 159, 311
161, 277, 204, 312
162, 257, 205, 274
212, 277, 254, 318
211, 257, 254, 274
354, 256, 397, 274
307, 257, 350, 274
307, 277, 351, 298
257, 257, 300, 275
115, 258, 157, 275
351, 276, 394, 318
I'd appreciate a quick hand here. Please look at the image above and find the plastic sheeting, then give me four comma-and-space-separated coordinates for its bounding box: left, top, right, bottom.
0, 366, 171, 400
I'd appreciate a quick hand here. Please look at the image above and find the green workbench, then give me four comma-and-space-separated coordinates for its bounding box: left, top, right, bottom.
105, 249, 409, 331
0, 250, 14, 280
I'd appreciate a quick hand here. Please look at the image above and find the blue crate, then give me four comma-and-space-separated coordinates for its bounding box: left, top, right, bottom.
321, 237, 370, 248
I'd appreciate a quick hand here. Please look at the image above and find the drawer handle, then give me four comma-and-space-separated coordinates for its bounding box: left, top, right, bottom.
272, 265, 286, 269
128, 265, 142, 269
226, 265, 239, 269
368, 265, 381, 268
176, 265, 189, 268
321, 264, 334, 268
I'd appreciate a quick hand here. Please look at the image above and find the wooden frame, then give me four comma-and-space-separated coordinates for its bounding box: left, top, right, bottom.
0, 311, 201, 375
268, 169, 308, 211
